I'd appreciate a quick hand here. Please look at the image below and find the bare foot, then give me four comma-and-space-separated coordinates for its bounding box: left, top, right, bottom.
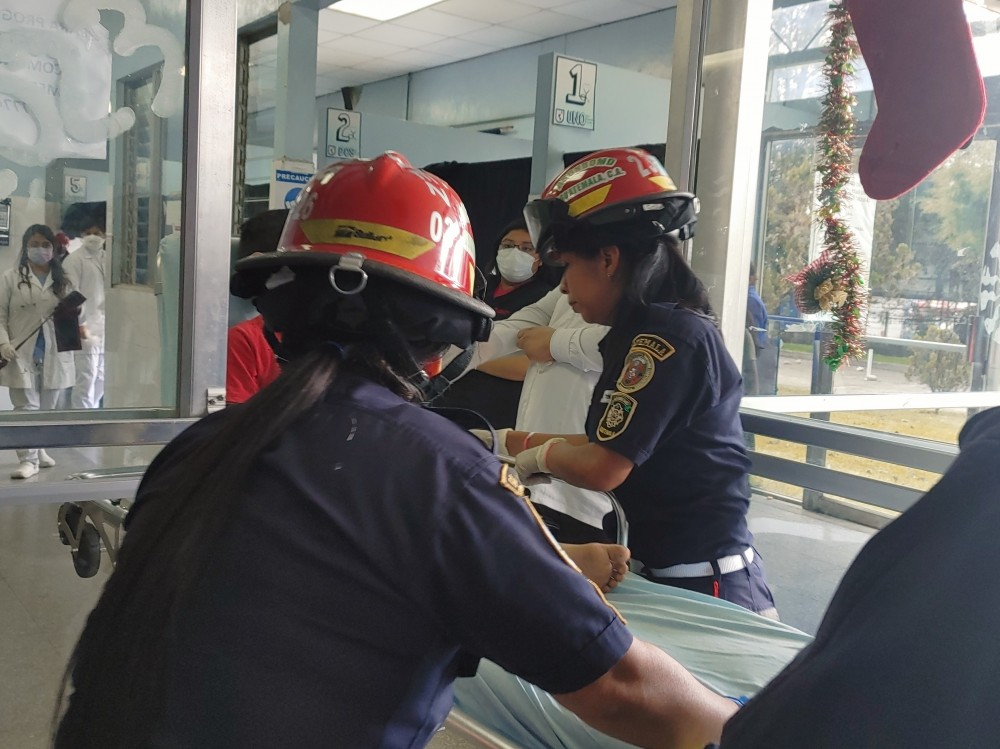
563, 543, 631, 593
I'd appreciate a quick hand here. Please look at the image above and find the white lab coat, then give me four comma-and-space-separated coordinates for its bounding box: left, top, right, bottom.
470, 286, 608, 434
62, 247, 106, 341
0, 267, 75, 390
469, 286, 613, 526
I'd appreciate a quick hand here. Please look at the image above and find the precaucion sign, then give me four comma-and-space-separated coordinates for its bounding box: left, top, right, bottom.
326, 108, 362, 161
269, 160, 314, 210
552, 56, 597, 131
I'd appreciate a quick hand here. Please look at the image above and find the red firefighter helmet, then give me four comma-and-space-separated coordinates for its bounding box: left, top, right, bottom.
524, 147, 698, 261
233, 151, 493, 322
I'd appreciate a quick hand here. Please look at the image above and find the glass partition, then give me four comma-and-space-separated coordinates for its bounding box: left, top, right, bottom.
0, 0, 189, 428
735, 0, 1000, 516
746, 0, 1000, 419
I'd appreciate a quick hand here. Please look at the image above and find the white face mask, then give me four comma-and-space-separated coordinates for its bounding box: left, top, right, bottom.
26, 246, 53, 265
82, 235, 106, 253
496, 247, 536, 284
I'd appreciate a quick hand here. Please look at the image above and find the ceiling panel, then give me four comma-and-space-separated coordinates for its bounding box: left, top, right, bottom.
431, 0, 542, 24
354, 22, 447, 48
390, 8, 491, 35
458, 25, 545, 48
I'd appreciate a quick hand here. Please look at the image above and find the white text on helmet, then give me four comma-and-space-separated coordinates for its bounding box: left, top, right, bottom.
558, 166, 626, 202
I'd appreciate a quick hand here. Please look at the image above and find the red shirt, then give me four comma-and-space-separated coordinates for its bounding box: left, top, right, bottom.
226, 316, 281, 403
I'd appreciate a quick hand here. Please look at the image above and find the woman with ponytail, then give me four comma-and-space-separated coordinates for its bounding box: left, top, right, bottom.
54, 153, 737, 749
507, 148, 777, 618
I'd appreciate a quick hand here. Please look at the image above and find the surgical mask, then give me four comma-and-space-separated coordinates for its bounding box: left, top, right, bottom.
496, 247, 536, 284
26, 246, 53, 265
82, 235, 105, 253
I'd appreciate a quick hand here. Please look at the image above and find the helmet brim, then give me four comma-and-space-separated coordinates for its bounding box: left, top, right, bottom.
232, 249, 495, 320
525, 191, 699, 264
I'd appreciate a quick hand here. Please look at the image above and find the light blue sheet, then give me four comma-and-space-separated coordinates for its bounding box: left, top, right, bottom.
452, 573, 812, 749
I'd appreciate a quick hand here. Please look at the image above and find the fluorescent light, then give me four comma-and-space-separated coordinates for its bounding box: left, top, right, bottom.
328, 0, 444, 22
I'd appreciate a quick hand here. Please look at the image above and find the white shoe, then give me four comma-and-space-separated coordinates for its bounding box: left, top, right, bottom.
11, 461, 38, 479
38, 450, 55, 468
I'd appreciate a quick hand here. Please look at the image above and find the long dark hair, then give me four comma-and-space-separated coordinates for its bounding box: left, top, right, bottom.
566, 227, 714, 320
20, 224, 69, 298
53, 341, 419, 747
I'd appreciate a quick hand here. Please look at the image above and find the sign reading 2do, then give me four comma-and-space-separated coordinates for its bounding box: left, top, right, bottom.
326, 108, 363, 161
552, 55, 597, 131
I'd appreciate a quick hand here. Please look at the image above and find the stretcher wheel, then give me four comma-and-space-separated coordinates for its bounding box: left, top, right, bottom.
58, 503, 83, 546
72, 524, 102, 578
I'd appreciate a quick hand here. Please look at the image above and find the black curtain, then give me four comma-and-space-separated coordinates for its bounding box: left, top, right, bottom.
424, 157, 532, 273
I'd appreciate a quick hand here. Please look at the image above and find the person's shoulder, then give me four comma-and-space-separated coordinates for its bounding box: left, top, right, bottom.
228, 315, 267, 341
639, 304, 719, 347
959, 407, 1000, 448
338, 378, 495, 469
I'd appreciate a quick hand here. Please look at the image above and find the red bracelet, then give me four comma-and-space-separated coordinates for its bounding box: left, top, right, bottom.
522, 432, 536, 452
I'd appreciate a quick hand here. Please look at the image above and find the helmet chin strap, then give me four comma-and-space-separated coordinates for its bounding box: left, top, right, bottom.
418, 346, 475, 404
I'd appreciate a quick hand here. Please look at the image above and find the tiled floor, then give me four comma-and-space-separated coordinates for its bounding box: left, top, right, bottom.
0, 462, 874, 748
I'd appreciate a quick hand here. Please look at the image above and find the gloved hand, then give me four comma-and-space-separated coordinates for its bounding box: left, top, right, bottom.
469, 427, 513, 456
0, 343, 17, 362
515, 437, 566, 477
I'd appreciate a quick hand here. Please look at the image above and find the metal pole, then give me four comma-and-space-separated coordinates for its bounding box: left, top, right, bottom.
178, 0, 238, 417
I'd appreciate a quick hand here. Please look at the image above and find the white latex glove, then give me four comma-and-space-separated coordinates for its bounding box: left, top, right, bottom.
469, 427, 513, 456
515, 437, 567, 477
0, 343, 17, 362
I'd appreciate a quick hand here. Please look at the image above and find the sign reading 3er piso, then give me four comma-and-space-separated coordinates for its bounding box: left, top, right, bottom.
552, 55, 597, 131
326, 108, 362, 161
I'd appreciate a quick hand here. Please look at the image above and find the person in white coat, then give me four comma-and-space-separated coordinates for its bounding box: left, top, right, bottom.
0, 225, 76, 478
466, 285, 614, 541
62, 212, 106, 409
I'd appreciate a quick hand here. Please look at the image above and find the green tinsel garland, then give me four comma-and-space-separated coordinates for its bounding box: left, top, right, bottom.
787, 1, 868, 370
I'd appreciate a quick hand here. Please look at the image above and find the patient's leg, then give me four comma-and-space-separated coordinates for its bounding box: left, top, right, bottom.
563, 543, 631, 593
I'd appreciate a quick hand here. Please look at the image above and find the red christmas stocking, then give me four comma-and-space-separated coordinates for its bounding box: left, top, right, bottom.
847, 0, 986, 200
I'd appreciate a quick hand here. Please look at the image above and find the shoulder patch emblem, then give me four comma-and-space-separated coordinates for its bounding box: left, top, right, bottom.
499, 463, 526, 497
596, 392, 638, 441
631, 334, 675, 361
616, 349, 655, 393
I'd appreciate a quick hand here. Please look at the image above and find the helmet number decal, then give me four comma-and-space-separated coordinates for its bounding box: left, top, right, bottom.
296, 187, 318, 222
627, 154, 653, 178
429, 211, 457, 244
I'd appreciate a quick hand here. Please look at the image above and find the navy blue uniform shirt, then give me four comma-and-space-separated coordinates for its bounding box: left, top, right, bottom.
586, 303, 754, 568
720, 407, 1000, 748
76, 374, 631, 749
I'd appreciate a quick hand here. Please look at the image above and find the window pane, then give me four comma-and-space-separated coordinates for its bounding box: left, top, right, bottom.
0, 1, 188, 425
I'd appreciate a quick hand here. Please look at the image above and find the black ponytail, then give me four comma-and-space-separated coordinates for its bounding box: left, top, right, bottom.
624, 234, 714, 318
54, 346, 350, 748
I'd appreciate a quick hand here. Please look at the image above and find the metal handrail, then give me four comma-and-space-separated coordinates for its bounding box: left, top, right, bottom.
0, 418, 197, 450
741, 408, 958, 514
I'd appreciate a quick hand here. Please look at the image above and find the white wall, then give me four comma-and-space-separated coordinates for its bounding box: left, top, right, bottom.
531, 53, 672, 191
315, 109, 533, 170
404, 11, 675, 128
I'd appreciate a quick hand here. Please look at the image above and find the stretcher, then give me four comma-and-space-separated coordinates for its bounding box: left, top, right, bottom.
56, 466, 146, 577
444, 475, 812, 748
446, 574, 811, 748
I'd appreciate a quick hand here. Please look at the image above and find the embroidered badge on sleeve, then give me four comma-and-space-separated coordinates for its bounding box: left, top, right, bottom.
615, 334, 675, 394
596, 392, 638, 441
